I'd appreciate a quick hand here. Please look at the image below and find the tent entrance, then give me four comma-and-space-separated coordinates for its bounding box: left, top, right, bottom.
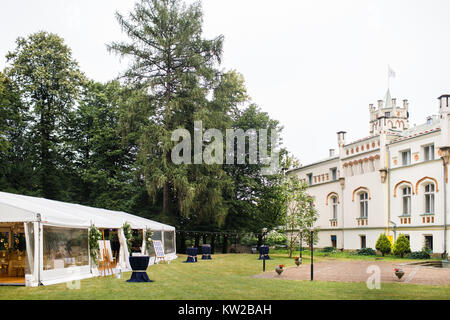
0, 223, 26, 285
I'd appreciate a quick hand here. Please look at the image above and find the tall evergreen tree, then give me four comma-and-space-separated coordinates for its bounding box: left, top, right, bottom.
108, 0, 229, 225
6, 32, 84, 199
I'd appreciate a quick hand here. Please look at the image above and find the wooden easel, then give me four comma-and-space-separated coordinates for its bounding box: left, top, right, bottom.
152, 240, 166, 264
99, 230, 114, 277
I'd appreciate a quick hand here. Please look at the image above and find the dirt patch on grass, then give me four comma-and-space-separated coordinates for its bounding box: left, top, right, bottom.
254, 260, 450, 286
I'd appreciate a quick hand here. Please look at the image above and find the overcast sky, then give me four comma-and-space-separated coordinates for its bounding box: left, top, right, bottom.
1, 0, 450, 165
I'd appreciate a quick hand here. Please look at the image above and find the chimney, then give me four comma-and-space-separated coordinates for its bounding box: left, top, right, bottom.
337, 131, 346, 147
329, 149, 335, 157
403, 99, 409, 109
378, 100, 383, 109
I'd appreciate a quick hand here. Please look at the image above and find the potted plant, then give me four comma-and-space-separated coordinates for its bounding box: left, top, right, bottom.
294, 256, 302, 267
275, 264, 285, 275
394, 267, 404, 280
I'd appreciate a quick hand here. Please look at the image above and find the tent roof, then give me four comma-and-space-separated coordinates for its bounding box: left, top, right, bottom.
0, 191, 174, 231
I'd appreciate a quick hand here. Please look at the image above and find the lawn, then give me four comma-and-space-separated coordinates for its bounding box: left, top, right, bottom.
0, 252, 449, 300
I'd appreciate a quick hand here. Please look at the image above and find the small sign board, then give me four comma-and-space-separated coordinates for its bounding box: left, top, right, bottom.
152, 240, 166, 263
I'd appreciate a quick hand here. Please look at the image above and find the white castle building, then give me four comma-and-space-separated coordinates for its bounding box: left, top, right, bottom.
288, 91, 450, 256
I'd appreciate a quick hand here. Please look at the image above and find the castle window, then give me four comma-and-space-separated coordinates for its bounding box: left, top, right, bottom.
401, 150, 411, 166
424, 144, 435, 161
402, 187, 411, 215
359, 192, 369, 218
424, 184, 435, 214
385, 112, 391, 117
331, 168, 337, 181
424, 235, 433, 252
307, 173, 313, 186
331, 196, 338, 220
360, 235, 367, 249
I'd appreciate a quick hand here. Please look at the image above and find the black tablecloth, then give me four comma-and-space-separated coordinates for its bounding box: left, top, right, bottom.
127, 256, 153, 282
258, 245, 271, 260
201, 244, 212, 260
185, 247, 198, 263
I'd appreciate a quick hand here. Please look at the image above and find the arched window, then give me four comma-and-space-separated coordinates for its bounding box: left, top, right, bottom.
402, 187, 411, 215
331, 196, 338, 220
424, 184, 435, 214
359, 192, 368, 218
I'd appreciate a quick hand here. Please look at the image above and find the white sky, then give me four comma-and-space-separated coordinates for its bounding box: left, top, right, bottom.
1, 0, 450, 165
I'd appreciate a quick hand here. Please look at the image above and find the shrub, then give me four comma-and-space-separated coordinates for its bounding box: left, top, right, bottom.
322, 246, 336, 253
240, 234, 258, 246
357, 248, 377, 256
392, 233, 411, 258
407, 248, 431, 259
266, 230, 287, 246
375, 233, 392, 256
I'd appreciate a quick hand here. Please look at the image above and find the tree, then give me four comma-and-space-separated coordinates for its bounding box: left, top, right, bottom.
393, 233, 411, 258
6, 31, 84, 199
108, 0, 226, 220
66, 80, 150, 214
223, 103, 289, 244
0, 71, 33, 194
282, 175, 319, 258
375, 233, 392, 256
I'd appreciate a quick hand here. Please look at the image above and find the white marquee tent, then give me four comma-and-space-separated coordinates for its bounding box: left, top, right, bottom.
0, 191, 177, 286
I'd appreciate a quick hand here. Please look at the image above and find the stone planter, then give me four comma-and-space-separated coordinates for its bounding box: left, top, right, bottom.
275, 265, 284, 275
295, 258, 302, 267
395, 269, 405, 280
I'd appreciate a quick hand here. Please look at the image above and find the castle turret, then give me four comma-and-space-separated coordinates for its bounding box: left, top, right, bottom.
369, 89, 409, 136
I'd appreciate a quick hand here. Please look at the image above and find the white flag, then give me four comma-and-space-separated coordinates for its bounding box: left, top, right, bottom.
388, 65, 396, 78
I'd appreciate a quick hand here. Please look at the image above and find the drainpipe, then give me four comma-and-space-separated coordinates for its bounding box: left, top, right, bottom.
389, 220, 397, 241
441, 157, 448, 259
387, 146, 391, 237
339, 177, 345, 251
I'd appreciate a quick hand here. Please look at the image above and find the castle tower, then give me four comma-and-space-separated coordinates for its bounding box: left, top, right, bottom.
369, 89, 409, 136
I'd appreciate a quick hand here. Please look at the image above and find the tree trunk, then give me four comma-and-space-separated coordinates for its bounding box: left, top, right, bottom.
179, 232, 187, 254
257, 234, 262, 247
194, 234, 200, 248
222, 235, 228, 253
210, 234, 216, 254
202, 234, 207, 244
163, 182, 170, 215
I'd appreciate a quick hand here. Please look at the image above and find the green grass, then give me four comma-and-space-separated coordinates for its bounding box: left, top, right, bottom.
0, 253, 449, 300
274, 248, 442, 262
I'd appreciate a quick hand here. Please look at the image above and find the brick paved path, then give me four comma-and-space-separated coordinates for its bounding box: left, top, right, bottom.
254, 260, 450, 285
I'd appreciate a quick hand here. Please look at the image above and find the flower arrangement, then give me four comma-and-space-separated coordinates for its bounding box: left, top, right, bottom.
88, 225, 102, 265
144, 229, 153, 255
275, 264, 285, 275
122, 222, 133, 253
294, 256, 299, 261
394, 267, 405, 279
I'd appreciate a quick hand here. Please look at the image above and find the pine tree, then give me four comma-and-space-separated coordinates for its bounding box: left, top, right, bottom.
393, 233, 411, 258
108, 0, 229, 224
375, 233, 392, 256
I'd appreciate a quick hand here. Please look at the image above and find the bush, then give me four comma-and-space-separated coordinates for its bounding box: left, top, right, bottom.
392, 233, 411, 258
375, 233, 392, 256
357, 248, 377, 256
407, 249, 431, 259
240, 234, 258, 246
322, 246, 336, 253
266, 230, 287, 246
